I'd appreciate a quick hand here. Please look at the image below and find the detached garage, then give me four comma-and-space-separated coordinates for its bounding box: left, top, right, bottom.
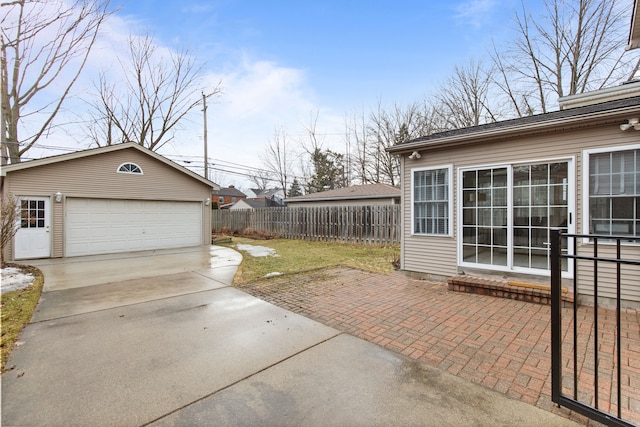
1, 143, 219, 260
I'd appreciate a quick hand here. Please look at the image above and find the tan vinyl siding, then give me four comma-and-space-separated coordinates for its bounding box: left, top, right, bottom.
400, 122, 640, 297
5, 149, 209, 201
575, 244, 640, 304
52, 201, 64, 258
403, 236, 458, 277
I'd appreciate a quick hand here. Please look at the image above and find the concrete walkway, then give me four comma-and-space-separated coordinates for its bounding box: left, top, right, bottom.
2, 247, 583, 426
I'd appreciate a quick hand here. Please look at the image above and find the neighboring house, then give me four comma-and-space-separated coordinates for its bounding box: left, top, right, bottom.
0, 142, 219, 261
285, 183, 400, 207
245, 188, 285, 207
387, 85, 640, 305
211, 185, 246, 208
229, 199, 271, 210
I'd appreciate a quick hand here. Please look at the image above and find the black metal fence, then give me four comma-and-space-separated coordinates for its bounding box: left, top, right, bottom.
550, 229, 640, 427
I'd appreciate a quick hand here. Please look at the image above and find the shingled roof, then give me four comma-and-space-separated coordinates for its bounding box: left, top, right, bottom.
387, 95, 640, 154
285, 183, 400, 202
212, 186, 246, 197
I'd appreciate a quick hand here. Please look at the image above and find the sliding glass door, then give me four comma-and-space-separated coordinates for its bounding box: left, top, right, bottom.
461, 160, 571, 273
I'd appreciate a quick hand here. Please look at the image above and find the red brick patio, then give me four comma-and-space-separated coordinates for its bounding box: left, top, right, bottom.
237, 267, 640, 426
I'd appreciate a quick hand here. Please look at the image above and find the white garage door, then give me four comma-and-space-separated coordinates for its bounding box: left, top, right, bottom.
66, 198, 202, 257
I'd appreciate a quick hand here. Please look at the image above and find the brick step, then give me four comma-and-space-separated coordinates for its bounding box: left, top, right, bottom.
447, 275, 574, 306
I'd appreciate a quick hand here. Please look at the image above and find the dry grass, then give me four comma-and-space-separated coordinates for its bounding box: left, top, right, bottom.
1, 265, 44, 372
225, 237, 400, 285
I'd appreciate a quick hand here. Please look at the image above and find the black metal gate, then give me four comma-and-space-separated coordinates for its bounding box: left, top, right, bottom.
550, 229, 640, 427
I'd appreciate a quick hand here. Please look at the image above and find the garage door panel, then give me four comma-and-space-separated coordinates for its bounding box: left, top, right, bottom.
66, 199, 202, 256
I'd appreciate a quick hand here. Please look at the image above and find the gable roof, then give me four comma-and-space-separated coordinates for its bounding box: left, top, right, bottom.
249, 188, 283, 199
1, 142, 220, 189
212, 186, 247, 197
230, 199, 266, 209
387, 95, 640, 155
285, 183, 400, 203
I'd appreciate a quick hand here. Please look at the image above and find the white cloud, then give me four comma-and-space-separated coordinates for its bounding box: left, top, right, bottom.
216, 57, 315, 121
180, 56, 346, 189
454, 0, 498, 28
17, 5, 345, 191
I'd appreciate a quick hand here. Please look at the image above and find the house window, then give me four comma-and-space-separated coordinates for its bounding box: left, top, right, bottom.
20, 199, 46, 228
218, 196, 224, 204
412, 166, 451, 235
117, 163, 143, 174
586, 147, 640, 237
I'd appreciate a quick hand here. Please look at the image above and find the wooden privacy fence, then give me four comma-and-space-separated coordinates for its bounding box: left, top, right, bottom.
211, 205, 401, 245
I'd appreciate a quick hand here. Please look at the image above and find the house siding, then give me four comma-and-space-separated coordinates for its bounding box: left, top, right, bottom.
3, 147, 212, 259
401, 122, 640, 303
574, 244, 640, 304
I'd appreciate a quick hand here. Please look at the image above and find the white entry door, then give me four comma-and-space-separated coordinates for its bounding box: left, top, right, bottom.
14, 197, 51, 259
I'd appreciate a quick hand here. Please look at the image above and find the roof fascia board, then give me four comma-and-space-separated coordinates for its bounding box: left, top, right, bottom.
1, 143, 132, 175
627, 0, 640, 50
387, 105, 638, 154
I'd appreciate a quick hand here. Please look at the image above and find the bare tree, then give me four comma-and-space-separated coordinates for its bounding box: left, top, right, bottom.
435, 59, 499, 128
488, 41, 536, 117
260, 126, 293, 193
364, 101, 439, 185
247, 170, 274, 191
344, 108, 369, 185
501, 0, 632, 114
1, 0, 111, 164
0, 193, 19, 263
298, 110, 326, 156
87, 34, 221, 151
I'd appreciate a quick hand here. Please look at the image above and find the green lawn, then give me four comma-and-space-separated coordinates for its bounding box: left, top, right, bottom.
226, 237, 399, 285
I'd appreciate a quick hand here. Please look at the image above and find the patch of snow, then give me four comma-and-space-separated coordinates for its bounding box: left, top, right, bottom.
264, 272, 282, 278
236, 243, 278, 257
1, 267, 35, 294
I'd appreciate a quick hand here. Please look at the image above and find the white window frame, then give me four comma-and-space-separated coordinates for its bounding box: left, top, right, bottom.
410, 165, 453, 237
117, 162, 143, 174
582, 144, 640, 244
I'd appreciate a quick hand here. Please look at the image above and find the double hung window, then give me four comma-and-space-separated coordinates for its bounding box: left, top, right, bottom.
586, 147, 640, 237
412, 166, 451, 236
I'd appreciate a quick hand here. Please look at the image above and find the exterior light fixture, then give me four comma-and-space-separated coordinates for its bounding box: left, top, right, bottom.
408, 151, 421, 160
54, 192, 63, 203
204, 198, 211, 206
620, 118, 640, 131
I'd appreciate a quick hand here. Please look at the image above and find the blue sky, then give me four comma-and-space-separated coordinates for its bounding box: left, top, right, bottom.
119, 1, 518, 107
36, 0, 558, 189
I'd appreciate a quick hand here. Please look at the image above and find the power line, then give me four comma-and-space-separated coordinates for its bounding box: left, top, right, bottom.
8, 142, 313, 184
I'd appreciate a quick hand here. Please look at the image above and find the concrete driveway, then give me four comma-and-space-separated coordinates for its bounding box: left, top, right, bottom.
1, 246, 581, 426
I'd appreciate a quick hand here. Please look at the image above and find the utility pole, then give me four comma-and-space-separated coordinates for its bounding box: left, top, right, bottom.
202, 91, 209, 180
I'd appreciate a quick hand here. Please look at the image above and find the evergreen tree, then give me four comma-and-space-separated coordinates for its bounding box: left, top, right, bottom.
308, 149, 346, 192
287, 179, 303, 197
